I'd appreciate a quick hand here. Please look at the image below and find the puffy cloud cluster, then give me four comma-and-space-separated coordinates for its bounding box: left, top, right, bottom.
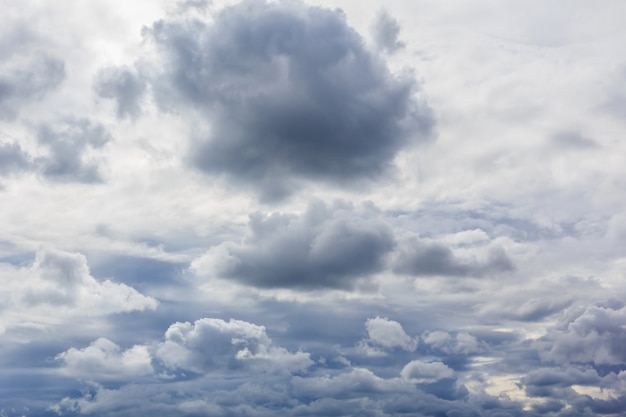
358, 316, 417, 356
400, 359, 454, 384
140, 0, 433, 199
156, 317, 313, 374
538, 302, 626, 366
56, 338, 153, 380
0, 247, 157, 335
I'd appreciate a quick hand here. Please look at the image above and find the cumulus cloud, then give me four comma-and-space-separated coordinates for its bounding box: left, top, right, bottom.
358, 316, 417, 355
0, 247, 157, 332
145, 0, 433, 199
34, 117, 111, 183
56, 338, 153, 380
537, 302, 626, 366
156, 317, 312, 374
192, 201, 394, 290
400, 360, 454, 384
94, 66, 147, 119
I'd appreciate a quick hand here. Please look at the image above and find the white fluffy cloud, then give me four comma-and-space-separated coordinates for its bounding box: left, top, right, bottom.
400, 360, 454, 384
56, 338, 153, 380
0, 247, 157, 335
156, 317, 313, 374
358, 316, 417, 356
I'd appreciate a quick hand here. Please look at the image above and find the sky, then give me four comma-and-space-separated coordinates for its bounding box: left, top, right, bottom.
1, 0, 626, 416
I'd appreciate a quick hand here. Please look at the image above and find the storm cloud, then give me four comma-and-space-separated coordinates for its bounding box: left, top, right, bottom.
146, 0, 433, 199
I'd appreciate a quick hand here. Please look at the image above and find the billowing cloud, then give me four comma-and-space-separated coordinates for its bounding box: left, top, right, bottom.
56, 338, 153, 380
192, 201, 394, 289
34, 117, 111, 183
145, 0, 433, 199
156, 317, 312, 374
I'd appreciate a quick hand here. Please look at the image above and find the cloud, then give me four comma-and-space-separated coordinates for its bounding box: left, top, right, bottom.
94, 66, 147, 119
291, 367, 410, 398
56, 338, 153, 380
145, 0, 433, 199
0, 141, 32, 176
422, 330, 487, 355
35, 117, 111, 183
537, 302, 626, 366
400, 360, 454, 384
192, 200, 394, 290
0, 247, 157, 335
370, 10, 405, 54
0, 50, 65, 120
156, 317, 312, 374
394, 238, 514, 277
359, 316, 417, 354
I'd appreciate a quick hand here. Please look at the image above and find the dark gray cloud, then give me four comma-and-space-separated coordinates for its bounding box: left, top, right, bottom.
94, 66, 147, 119
0, 141, 32, 176
35, 117, 111, 183
393, 239, 514, 277
146, 0, 433, 199
195, 201, 394, 289
371, 10, 405, 54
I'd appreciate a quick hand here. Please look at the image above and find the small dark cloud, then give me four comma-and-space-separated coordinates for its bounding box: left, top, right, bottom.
393, 239, 513, 277
94, 66, 147, 119
146, 0, 434, 200
35, 117, 111, 183
371, 10, 405, 54
196, 200, 394, 290
0, 141, 32, 176
0, 52, 65, 120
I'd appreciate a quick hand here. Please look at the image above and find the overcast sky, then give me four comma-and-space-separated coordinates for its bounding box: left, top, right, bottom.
2, 0, 626, 416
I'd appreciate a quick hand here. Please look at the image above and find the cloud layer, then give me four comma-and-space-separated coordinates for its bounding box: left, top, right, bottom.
2, 0, 626, 416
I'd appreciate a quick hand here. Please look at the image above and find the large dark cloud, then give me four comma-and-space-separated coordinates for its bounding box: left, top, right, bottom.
193, 200, 394, 289
35, 117, 111, 183
146, 0, 433, 199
